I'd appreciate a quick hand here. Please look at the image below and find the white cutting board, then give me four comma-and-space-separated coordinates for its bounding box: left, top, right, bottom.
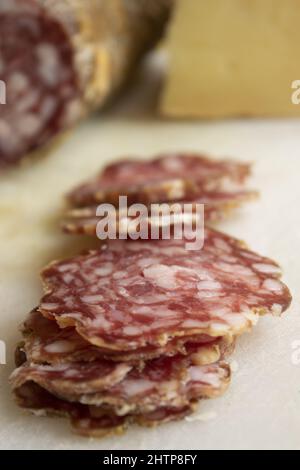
0, 65, 299, 451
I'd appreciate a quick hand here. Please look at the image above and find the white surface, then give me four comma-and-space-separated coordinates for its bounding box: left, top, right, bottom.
0, 66, 299, 451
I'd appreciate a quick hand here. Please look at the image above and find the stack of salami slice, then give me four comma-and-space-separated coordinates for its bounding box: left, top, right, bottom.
10, 154, 292, 437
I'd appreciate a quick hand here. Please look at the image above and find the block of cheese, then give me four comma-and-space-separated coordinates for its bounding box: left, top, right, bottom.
161, 0, 300, 118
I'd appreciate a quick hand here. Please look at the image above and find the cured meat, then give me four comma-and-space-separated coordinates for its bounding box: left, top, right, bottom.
62, 190, 257, 237
11, 359, 133, 400
76, 359, 231, 415
11, 345, 231, 415
39, 228, 291, 352
13, 381, 196, 437
0, 0, 78, 166
11, 341, 230, 436
72, 405, 196, 437
0, 0, 173, 167
73, 406, 196, 437
67, 154, 251, 207
23, 309, 226, 364
13, 381, 127, 437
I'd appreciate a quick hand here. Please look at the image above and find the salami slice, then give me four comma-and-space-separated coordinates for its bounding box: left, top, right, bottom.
67, 154, 251, 207
23, 310, 226, 364
72, 405, 196, 437
13, 381, 196, 437
76, 358, 231, 415
73, 406, 196, 437
11, 359, 133, 400
0, 0, 172, 167
39, 228, 291, 351
11, 346, 230, 415
62, 190, 257, 237
13, 381, 127, 437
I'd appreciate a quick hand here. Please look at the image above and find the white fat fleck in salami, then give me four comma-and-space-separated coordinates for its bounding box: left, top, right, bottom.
253, 263, 282, 275
16, 114, 43, 138
39, 228, 291, 351
7, 72, 30, 96
44, 340, 76, 354
68, 154, 252, 207
262, 279, 284, 292
36, 43, 62, 87
143, 264, 188, 290
198, 280, 222, 290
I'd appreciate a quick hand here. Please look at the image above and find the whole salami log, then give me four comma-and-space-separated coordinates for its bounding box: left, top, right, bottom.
0, 0, 173, 167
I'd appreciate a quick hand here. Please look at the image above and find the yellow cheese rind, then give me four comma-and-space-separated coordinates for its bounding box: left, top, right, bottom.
161, 0, 300, 118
